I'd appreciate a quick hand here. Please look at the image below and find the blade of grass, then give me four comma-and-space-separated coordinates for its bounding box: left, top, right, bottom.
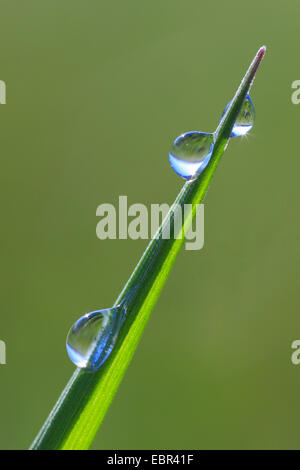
30, 46, 266, 450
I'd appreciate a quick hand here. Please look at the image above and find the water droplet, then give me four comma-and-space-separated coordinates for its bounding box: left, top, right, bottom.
66, 307, 122, 372
221, 94, 255, 137
169, 132, 214, 179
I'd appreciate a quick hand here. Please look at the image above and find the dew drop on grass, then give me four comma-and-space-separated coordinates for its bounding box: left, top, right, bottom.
169, 131, 214, 180
221, 93, 255, 137
66, 307, 122, 372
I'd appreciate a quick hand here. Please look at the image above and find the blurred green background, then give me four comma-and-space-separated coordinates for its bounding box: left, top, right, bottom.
0, 0, 299, 450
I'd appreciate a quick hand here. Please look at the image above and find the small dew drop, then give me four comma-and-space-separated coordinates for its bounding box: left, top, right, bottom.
169, 131, 214, 180
66, 307, 121, 372
221, 94, 255, 137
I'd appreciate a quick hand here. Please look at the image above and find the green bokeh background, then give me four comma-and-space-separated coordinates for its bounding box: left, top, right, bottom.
0, 1, 299, 450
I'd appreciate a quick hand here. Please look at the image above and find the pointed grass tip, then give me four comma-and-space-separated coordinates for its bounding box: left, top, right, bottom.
249, 45, 266, 82
257, 45, 266, 63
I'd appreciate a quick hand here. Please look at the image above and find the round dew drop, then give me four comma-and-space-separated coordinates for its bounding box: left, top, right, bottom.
169, 131, 214, 180
221, 93, 255, 137
66, 307, 120, 372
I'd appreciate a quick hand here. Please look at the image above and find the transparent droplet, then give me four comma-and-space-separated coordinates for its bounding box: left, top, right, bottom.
66, 307, 121, 372
221, 94, 255, 137
169, 131, 214, 179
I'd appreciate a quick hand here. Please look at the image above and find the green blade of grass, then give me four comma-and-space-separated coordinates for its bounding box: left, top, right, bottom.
30, 46, 266, 450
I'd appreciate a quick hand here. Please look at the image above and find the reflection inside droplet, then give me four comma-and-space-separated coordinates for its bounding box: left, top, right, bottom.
221, 94, 255, 137
66, 307, 121, 372
169, 131, 214, 179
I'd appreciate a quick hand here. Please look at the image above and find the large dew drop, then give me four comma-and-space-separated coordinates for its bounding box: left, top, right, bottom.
221, 94, 255, 137
66, 307, 121, 372
169, 131, 214, 180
